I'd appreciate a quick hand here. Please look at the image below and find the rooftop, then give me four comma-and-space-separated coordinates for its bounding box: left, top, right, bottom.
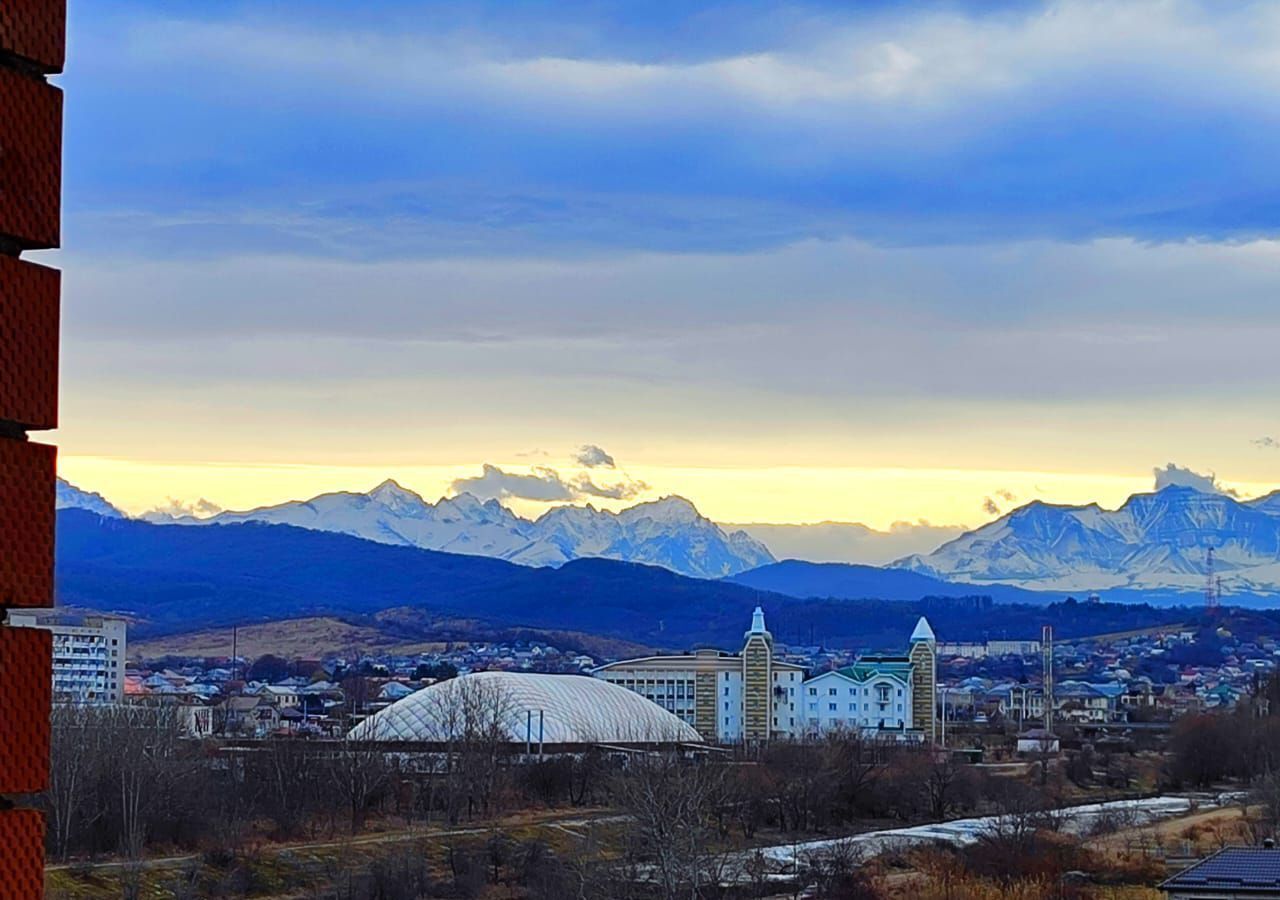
1162, 847, 1280, 894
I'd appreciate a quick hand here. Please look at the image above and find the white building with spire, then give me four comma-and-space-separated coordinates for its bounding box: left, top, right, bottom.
593, 609, 938, 744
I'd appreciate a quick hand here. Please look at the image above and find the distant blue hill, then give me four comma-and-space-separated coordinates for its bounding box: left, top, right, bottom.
728, 559, 1057, 605
731, 557, 1280, 609
55, 509, 787, 648
54, 510, 1208, 651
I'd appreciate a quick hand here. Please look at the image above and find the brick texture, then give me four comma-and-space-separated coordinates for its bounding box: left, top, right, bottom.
0, 67, 61, 249
0, 438, 54, 608
0, 0, 65, 73
0, 256, 59, 430
0, 627, 50, 793
0, 809, 45, 898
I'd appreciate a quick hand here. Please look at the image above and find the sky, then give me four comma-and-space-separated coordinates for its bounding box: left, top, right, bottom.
42, 0, 1280, 533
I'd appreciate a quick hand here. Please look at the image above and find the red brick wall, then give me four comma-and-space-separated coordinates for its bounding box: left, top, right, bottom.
0, 256, 59, 431
0, 1, 64, 895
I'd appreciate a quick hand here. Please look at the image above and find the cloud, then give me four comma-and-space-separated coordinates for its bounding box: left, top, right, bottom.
450, 464, 576, 502
1152, 462, 1239, 497
64, 0, 1280, 268
147, 497, 223, 519
980, 488, 1019, 517
730, 519, 967, 566
451, 461, 649, 503
574, 444, 616, 468
1253, 437, 1280, 450
572, 474, 649, 501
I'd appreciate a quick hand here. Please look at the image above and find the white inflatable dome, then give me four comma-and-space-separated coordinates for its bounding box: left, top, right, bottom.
349, 671, 702, 745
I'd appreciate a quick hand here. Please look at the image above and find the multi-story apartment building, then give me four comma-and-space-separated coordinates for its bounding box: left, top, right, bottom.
595, 609, 939, 744
938, 637, 1042, 659
7, 609, 127, 704
594, 608, 807, 742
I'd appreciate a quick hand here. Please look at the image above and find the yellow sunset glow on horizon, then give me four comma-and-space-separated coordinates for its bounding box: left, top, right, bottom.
55, 453, 1278, 530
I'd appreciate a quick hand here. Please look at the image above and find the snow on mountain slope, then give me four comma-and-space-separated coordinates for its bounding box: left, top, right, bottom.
147, 480, 773, 578
897, 485, 1280, 593
56, 478, 125, 519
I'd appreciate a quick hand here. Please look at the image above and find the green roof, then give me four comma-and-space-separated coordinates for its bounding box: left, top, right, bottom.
837, 662, 913, 684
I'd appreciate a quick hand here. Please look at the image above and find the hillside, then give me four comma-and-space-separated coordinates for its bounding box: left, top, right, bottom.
55, 510, 784, 648
55, 509, 1210, 652
728, 559, 1054, 605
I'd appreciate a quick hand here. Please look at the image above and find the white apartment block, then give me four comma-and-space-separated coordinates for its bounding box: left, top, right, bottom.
801, 667, 911, 735
7, 609, 127, 704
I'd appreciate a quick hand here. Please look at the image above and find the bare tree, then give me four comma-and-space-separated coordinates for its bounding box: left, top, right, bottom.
612, 752, 730, 900
326, 740, 392, 834
47, 704, 102, 860
409, 675, 519, 822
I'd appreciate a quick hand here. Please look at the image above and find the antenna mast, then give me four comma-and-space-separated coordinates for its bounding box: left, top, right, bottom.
1204, 546, 1220, 612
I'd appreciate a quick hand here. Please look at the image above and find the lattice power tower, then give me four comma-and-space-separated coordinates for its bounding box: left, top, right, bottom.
1204, 546, 1222, 612
1042, 624, 1053, 733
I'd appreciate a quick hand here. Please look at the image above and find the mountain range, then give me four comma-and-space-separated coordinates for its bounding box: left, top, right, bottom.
60, 479, 774, 579
55, 508, 1189, 650
897, 485, 1280, 595
57, 477, 1280, 597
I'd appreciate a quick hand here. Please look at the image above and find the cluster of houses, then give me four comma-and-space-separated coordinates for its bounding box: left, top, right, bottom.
937, 624, 1275, 724
108, 616, 1280, 744
120, 638, 604, 738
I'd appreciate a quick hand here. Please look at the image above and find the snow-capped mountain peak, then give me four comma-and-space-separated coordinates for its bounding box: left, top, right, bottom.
896, 484, 1280, 594
618, 495, 702, 525
134, 481, 773, 579
55, 478, 125, 519
366, 478, 427, 511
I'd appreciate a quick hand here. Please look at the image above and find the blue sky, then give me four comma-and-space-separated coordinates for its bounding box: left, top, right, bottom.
50, 0, 1280, 528
65, 1, 1280, 258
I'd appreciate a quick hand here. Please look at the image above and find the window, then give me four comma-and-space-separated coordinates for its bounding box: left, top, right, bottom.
849, 703, 856, 712
828, 687, 837, 696
724, 701, 729, 711
828, 703, 837, 712
808, 687, 817, 696
724, 686, 729, 696
808, 702, 817, 712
